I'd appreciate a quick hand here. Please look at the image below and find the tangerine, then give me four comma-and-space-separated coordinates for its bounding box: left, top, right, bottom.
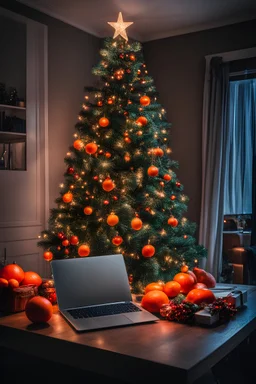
141, 290, 169, 313
144, 282, 164, 294
25, 296, 53, 323
21, 271, 42, 287
0, 263, 25, 283
173, 272, 195, 294
163, 281, 181, 298
8, 278, 19, 289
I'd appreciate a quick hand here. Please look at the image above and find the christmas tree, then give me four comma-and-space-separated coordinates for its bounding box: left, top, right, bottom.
38, 13, 207, 293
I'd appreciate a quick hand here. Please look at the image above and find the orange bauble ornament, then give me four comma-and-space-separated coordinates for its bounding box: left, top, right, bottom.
163, 174, 172, 181
163, 281, 181, 298
142, 244, 155, 258
21, 271, 42, 287
168, 217, 178, 227
147, 165, 159, 177
186, 288, 216, 305
140, 96, 151, 106
102, 178, 115, 192
112, 236, 123, 246
144, 282, 164, 294
99, 117, 110, 127
85, 142, 98, 154
43, 251, 53, 261
107, 214, 119, 226
181, 264, 189, 273
153, 148, 164, 157
25, 296, 53, 323
136, 116, 148, 126
73, 139, 84, 151
0, 263, 25, 283
141, 290, 169, 313
78, 244, 90, 257
131, 217, 143, 230
173, 272, 195, 294
62, 192, 73, 203
84, 206, 93, 215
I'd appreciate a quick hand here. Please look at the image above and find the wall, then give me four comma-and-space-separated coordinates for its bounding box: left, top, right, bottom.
143, 19, 256, 236
0, 0, 101, 210
0, 15, 26, 100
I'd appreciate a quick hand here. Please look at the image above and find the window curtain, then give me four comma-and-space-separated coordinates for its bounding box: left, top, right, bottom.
224, 79, 256, 215
199, 57, 230, 280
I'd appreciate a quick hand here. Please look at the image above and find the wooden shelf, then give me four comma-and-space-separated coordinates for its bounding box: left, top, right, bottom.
0, 131, 26, 143
0, 104, 26, 111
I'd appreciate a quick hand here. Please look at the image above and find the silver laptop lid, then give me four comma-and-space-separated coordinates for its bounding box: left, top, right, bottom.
51, 254, 132, 310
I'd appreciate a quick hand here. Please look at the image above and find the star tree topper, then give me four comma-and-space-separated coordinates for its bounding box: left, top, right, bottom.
108, 12, 133, 41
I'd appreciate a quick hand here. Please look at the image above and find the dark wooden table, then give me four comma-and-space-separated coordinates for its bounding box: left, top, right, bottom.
1, 284, 256, 384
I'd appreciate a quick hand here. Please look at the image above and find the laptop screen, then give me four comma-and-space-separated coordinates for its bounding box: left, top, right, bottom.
51, 254, 132, 310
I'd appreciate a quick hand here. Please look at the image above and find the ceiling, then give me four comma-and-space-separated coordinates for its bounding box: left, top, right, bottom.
17, 0, 256, 42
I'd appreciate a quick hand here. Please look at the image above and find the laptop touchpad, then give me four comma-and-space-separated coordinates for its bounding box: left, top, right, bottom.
96, 315, 133, 328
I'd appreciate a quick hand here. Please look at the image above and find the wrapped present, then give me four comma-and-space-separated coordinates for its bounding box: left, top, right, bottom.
223, 289, 247, 308
0, 284, 38, 313
195, 308, 220, 326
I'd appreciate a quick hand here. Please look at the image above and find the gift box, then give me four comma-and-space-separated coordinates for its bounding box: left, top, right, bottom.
0, 284, 38, 313
223, 289, 247, 308
194, 308, 220, 326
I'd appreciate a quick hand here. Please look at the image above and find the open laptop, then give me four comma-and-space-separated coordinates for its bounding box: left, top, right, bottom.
51, 254, 159, 332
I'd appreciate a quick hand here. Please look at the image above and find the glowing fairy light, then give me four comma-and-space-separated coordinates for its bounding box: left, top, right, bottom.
66, 152, 71, 156
59, 183, 64, 188
73, 133, 78, 138
160, 229, 167, 236
85, 96, 89, 100
166, 148, 172, 153
162, 129, 167, 134
181, 195, 186, 201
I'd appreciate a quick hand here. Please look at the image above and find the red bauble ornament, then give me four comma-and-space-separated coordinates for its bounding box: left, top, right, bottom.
136, 116, 148, 126
105, 152, 111, 158
153, 148, 164, 157
84, 206, 93, 215
73, 139, 84, 151
102, 178, 115, 192
124, 137, 132, 144
67, 167, 74, 174
78, 244, 90, 257
170, 195, 176, 201
142, 244, 155, 258
147, 165, 159, 177
129, 54, 136, 61
140, 96, 150, 106
103, 200, 109, 205
64, 249, 69, 255
99, 117, 110, 127
70, 235, 79, 245
85, 142, 98, 154
160, 181, 165, 187
25, 296, 53, 323
176, 182, 181, 188
112, 236, 123, 246
43, 251, 53, 261
113, 196, 118, 201
131, 217, 143, 230
163, 174, 172, 181
107, 214, 119, 226
62, 192, 73, 203
93, 175, 99, 181
168, 217, 178, 227
97, 100, 103, 107
57, 232, 65, 240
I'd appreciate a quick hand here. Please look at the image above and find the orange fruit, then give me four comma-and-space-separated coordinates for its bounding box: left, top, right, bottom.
141, 290, 169, 313
173, 272, 195, 294
0, 278, 8, 287
144, 282, 164, 294
8, 278, 19, 289
21, 271, 42, 287
25, 296, 53, 323
163, 281, 181, 298
0, 264, 25, 283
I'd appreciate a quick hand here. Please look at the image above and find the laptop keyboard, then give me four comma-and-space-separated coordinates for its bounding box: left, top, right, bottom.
67, 302, 142, 319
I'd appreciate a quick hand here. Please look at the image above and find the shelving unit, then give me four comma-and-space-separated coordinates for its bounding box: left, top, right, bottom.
0, 104, 26, 170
